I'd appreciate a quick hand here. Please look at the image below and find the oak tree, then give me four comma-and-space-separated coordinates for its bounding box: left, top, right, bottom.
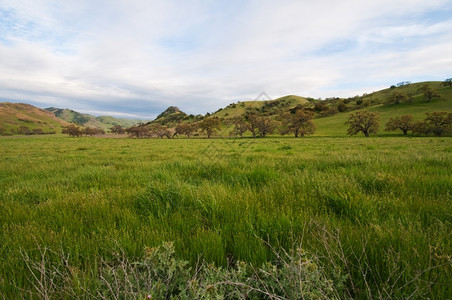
385, 115, 414, 135
416, 112, 452, 137
442, 78, 452, 87
174, 123, 198, 138
150, 124, 171, 138
388, 91, 409, 105
280, 109, 316, 137
345, 111, 380, 137
126, 124, 151, 138
199, 117, 221, 138
110, 125, 125, 134
62, 124, 82, 137
418, 84, 440, 102
256, 117, 277, 137
246, 113, 260, 138
229, 116, 248, 138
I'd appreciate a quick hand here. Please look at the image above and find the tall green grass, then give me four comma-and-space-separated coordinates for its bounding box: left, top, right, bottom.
0, 136, 451, 298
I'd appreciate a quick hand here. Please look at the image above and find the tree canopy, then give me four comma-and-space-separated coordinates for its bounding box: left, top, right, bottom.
385, 115, 414, 135
199, 117, 221, 138
345, 111, 380, 137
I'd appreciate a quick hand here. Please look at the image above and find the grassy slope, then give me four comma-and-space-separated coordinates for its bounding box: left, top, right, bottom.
212, 95, 308, 118
46, 108, 142, 130
314, 82, 452, 136
208, 82, 451, 137
95, 115, 142, 128
0, 136, 451, 298
0, 103, 69, 134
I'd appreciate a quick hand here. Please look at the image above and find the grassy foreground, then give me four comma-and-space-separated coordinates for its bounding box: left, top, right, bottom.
0, 135, 451, 298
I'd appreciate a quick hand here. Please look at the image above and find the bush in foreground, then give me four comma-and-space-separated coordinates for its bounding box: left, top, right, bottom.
21, 242, 346, 299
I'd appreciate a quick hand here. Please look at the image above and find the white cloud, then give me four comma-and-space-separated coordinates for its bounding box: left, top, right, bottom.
0, 0, 451, 117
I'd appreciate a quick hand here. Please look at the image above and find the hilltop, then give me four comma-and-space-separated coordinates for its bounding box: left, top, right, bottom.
212, 95, 308, 119
0, 103, 69, 135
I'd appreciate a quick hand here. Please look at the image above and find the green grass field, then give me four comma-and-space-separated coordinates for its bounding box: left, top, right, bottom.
1, 135, 451, 298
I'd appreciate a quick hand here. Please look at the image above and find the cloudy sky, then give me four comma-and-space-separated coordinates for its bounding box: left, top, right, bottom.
1, 0, 451, 119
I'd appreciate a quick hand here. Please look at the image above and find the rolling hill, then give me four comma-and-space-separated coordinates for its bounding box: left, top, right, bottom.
201, 81, 451, 137
314, 81, 452, 136
212, 95, 309, 119
45, 107, 143, 131
0, 102, 69, 135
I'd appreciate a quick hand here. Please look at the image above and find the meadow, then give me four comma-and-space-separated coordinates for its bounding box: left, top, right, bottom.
0, 135, 451, 298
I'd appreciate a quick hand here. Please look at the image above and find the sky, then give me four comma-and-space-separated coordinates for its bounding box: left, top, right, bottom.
0, 0, 451, 119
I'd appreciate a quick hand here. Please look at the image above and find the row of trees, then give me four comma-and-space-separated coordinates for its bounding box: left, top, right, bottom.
64, 110, 451, 139
346, 111, 452, 137
106, 109, 317, 139
15, 126, 51, 135
200, 110, 316, 138
62, 125, 105, 137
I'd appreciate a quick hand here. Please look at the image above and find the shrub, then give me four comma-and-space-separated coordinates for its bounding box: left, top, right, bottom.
21, 242, 347, 299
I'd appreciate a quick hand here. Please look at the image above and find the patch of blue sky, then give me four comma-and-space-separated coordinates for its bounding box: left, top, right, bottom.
311, 39, 357, 56
351, 6, 452, 53
158, 35, 200, 52
410, 5, 452, 25
158, 1, 246, 53
0, 8, 29, 44
0, 7, 74, 54
322, 81, 376, 93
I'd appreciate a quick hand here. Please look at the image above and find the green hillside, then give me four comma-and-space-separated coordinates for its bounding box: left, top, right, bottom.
178, 81, 449, 137
314, 81, 452, 136
95, 115, 142, 128
46, 107, 142, 131
0, 102, 69, 135
212, 95, 308, 119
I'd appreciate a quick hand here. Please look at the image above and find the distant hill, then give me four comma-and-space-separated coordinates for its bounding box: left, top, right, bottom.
45, 107, 142, 130
0, 102, 69, 135
150, 106, 204, 126
155, 106, 181, 119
